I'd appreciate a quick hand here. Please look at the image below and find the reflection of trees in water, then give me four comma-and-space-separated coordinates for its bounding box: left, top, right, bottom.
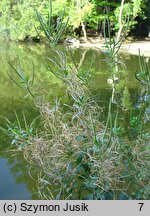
0, 39, 67, 99
1, 39, 148, 99
0, 98, 39, 131
0, 146, 39, 199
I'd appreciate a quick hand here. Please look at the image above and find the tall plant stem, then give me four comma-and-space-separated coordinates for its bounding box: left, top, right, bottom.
102, 98, 112, 143
117, 0, 125, 43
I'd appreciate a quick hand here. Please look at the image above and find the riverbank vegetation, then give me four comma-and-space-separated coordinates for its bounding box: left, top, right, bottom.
6, 47, 150, 199
1, 0, 150, 200
0, 0, 150, 41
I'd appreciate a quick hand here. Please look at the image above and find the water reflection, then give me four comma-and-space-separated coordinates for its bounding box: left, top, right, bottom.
0, 158, 32, 199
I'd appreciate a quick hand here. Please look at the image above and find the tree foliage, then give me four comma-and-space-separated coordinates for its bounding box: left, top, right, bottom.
0, 0, 149, 41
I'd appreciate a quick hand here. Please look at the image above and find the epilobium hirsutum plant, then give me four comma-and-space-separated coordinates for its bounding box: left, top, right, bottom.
8, 60, 35, 98
20, 50, 125, 199
4, 0, 149, 200
35, 0, 69, 47
5, 49, 125, 199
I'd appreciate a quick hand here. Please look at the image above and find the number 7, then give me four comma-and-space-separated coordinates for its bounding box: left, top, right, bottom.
138, 203, 144, 211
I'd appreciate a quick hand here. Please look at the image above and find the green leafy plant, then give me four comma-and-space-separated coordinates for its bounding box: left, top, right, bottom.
135, 50, 150, 89
35, 0, 69, 47
8, 60, 35, 98
1, 112, 35, 150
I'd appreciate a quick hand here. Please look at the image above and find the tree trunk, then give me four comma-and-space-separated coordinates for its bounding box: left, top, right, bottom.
81, 22, 87, 41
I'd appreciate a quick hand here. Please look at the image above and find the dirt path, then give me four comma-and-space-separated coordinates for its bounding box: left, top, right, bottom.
120, 41, 150, 57
68, 38, 150, 57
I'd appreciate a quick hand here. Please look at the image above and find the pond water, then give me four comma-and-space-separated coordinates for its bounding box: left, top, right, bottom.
0, 38, 149, 199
